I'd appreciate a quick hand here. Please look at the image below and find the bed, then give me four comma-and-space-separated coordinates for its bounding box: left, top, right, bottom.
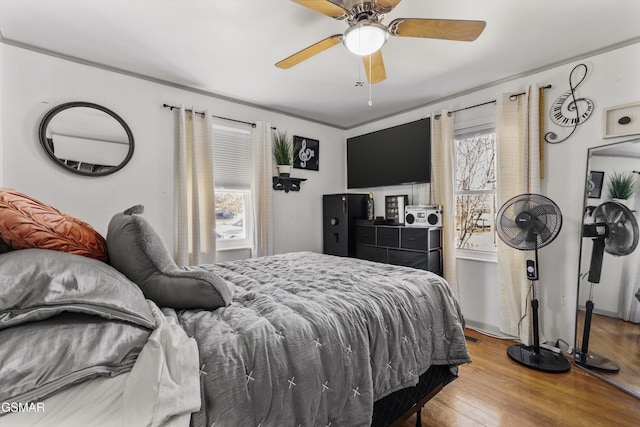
178, 251, 469, 426
0, 191, 471, 426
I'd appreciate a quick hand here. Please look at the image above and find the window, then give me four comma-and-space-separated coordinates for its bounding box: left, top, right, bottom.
454, 125, 497, 253
215, 190, 250, 241
212, 124, 252, 250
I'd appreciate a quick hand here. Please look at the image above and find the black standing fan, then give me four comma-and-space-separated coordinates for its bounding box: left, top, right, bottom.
497, 193, 571, 373
577, 201, 639, 373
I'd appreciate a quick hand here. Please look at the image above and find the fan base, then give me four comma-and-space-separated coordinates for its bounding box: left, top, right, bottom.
575, 351, 620, 373
507, 344, 571, 373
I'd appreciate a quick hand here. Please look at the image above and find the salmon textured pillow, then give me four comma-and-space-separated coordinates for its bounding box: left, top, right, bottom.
0, 188, 108, 262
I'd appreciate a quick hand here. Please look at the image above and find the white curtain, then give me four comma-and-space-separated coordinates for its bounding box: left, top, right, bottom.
496, 85, 541, 344
619, 196, 640, 323
176, 105, 217, 266
431, 110, 459, 298
621, 253, 640, 323
251, 122, 273, 257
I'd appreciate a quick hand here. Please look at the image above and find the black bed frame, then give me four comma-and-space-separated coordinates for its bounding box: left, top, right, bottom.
371, 365, 456, 427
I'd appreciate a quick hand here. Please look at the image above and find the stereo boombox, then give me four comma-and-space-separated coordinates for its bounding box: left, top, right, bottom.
405, 205, 442, 227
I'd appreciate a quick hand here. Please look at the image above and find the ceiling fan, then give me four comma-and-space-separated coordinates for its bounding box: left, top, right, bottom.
275, 0, 486, 84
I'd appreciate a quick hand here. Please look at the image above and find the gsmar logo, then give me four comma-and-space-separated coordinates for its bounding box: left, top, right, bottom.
1, 401, 45, 413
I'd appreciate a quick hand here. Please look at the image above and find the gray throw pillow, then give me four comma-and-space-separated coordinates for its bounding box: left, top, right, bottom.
106, 205, 233, 309
0, 248, 156, 330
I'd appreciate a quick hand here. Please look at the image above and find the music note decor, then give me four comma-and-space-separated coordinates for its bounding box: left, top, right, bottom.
293, 135, 319, 171
545, 63, 594, 144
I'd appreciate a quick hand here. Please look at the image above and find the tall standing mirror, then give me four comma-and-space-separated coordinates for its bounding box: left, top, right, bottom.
576, 138, 640, 398
39, 102, 134, 176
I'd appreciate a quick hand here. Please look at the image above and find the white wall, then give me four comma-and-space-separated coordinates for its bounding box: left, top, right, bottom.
348, 41, 640, 344
0, 42, 4, 187
0, 44, 345, 256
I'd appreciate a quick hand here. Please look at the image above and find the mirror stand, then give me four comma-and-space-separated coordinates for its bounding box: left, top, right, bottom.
575, 287, 620, 373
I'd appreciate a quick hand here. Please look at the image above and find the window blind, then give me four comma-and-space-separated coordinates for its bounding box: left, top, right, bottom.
212, 124, 251, 188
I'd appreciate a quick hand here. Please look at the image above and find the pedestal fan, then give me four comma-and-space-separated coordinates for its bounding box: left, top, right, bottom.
497, 193, 571, 373
577, 201, 639, 372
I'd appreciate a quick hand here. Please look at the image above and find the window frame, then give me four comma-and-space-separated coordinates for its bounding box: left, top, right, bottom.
454, 122, 498, 260
215, 188, 253, 251
210, 122, 253, 252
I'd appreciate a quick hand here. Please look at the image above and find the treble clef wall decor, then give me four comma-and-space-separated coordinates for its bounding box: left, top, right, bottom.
545, 63, 594, 144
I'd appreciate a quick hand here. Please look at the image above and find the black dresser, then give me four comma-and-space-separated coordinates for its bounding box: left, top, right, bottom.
354, 220, 443, 276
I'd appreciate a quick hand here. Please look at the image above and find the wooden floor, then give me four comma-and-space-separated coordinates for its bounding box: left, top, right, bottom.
576, 310, 640, 394
397, 329, 640, 427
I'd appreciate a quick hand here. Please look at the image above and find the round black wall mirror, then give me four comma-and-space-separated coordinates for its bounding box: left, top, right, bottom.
39, 102, 134, 176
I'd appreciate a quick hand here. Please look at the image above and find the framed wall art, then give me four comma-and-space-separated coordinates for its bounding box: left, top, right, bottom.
587, 170, 604, 199
603, 102, 640, 139
293, 135, 319, 171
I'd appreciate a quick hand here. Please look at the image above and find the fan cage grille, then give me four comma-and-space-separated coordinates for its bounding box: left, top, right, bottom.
593, 201, 639, 256
497, 194, 562, 251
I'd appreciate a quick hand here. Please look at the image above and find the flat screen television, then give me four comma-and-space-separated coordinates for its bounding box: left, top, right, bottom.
347, 118, 431, 189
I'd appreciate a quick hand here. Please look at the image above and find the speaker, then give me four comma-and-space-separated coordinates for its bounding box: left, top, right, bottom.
323, 194, 368, 257
425, 207, 442, 227
405, 205, 442, 227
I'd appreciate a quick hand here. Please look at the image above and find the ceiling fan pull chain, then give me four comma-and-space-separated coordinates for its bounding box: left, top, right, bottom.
368, 55, 373, 106
356, 56, 364, 87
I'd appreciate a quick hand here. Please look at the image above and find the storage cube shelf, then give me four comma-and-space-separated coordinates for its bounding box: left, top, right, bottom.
354, 220, 442, 276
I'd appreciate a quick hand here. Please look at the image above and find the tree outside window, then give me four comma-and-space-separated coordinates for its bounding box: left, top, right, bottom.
455, 129, 497, 252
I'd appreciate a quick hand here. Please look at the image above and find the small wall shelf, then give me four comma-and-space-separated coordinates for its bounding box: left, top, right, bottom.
272, 176, 307, 193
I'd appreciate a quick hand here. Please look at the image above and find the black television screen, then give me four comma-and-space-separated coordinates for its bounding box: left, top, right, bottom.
347, 118, 431, 188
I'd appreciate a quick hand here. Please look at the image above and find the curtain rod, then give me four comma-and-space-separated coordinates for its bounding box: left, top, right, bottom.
162, 103, 277, 129
434, 84, 552, 119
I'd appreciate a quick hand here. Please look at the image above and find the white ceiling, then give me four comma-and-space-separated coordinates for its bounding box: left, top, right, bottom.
1, 0, 639, 129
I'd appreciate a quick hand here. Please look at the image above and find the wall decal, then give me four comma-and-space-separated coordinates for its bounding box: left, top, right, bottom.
293, 136, 319, 171
545, 63, 594, 144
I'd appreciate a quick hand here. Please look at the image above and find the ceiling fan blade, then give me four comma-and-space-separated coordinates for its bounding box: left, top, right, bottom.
275, 34, 343, 69
362, 50, 386, 84
388, 18, 486, 41
375, 0, 402, 12
291, 0, 348, 20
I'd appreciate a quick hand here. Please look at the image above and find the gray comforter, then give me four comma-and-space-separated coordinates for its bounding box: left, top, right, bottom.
0, 249, 156, 411
178, 252, 471, 427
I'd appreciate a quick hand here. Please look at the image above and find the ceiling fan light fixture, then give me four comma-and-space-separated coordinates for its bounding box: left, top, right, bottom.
343, 21, 388, 56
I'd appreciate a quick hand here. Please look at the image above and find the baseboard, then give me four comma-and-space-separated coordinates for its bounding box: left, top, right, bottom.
464, 320, 514, 339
